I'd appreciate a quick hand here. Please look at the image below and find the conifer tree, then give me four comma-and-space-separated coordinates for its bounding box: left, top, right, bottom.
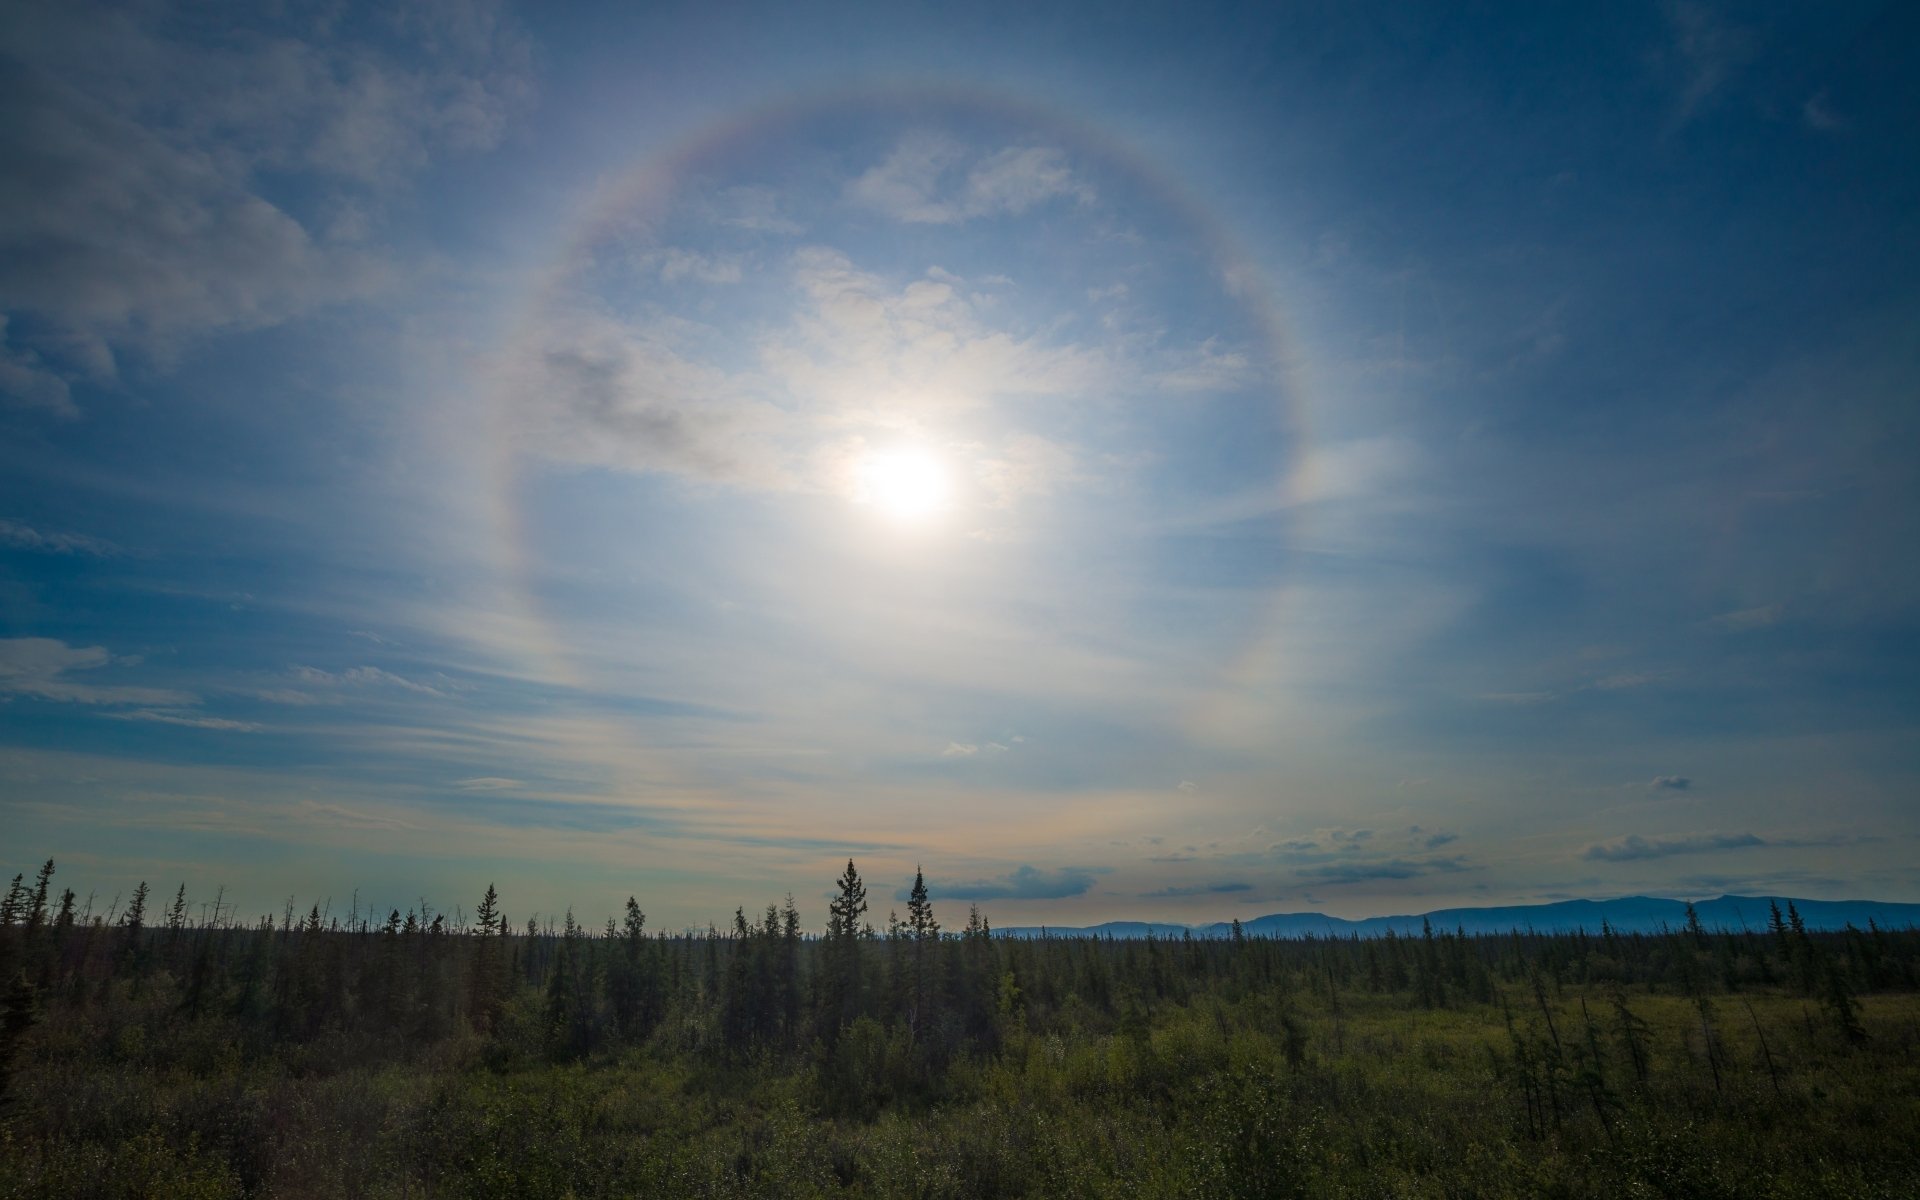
468, 884, 505, 1033
825, 859, 869, 1032
0, 875, 24, 929
474, 883, 500, 936
25, 861, 54, 933
906, 867, 939, 1036
121, 881, 149, 932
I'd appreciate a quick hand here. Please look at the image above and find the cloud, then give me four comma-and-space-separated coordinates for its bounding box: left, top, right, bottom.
1661, 2, 1754, 122
930, 864, 1101, 901
290, 665, 450, 698
1708, 604, 1781, 632
655, 248, 743, 284
518, 246, 1111, 501
455, 777, 523, 791
0, 0, 531, 408
973, 433, 1079, 509
1593, 672, 1664, 690
1142, 880, 1252, 898
1424, 831, 1459, 849
941, 742, 979, 757
246, 688, 339, 707
1176, 780, 1199, 793
0, 638, 193, 706
108, 709, 261, 732
510, 308, 796, 489
1582, 832, 1764, 862
1295, 856, 1470, 885
0, 517, 119, 556
1801, 93, 1846, 133
714, 185, 803, 234
0, 318, 75, 415
847, 134, 1093, 224
1650, 775, 1692, 791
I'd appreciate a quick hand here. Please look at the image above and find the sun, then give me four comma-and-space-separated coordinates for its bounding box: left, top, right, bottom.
854, 446, 955, 526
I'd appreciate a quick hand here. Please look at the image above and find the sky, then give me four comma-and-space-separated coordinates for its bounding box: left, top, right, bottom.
2, 0, 1917, 931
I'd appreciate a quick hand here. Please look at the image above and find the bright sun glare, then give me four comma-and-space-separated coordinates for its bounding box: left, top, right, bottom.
855, 447, 955, 526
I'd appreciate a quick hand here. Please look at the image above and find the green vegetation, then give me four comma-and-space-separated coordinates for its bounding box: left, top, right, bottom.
2, 861, 1917, 1197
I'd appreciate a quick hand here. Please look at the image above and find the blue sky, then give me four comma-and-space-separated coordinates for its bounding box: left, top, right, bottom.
2, 0, 1916, 930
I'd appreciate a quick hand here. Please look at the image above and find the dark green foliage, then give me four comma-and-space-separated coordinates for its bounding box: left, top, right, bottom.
1, 857, 1918, 1197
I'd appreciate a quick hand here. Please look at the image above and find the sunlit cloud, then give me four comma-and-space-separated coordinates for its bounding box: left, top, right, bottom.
2, 1, 1914, 931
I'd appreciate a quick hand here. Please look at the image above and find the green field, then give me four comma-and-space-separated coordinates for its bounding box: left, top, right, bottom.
3, 864, 1916, 1198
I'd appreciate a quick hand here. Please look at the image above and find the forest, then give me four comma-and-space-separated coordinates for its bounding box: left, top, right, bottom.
1, 857, 1917, 1198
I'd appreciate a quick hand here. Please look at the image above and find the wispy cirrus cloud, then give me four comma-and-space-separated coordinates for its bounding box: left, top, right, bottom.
0, 517, 119, 556
108, 709, 261, 732
1295, 856, 1470, 885
1709, 604, 1781, 633
0, 638, 191, 706
1659, 1, 1754, 123
1583, 832, 1764, 862
1142, 880, 1251, 898
289, 665, 452, 699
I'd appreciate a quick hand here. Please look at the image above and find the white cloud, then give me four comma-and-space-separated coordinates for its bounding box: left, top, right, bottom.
509, 302, 798, 490
290, 665, 451, 698
0, 517, 118, 556
1709, 604, 1781, 632
0, 0, 531, 408
518, 248, 1111, 503
109, 709, 261, 732
974, 434, 1078, 509
1802, 92, 1846, 133
1150, 336, 1256, 393
656, 249, 743, 284
1661, 2, 1753, 123
847, 134, 1093, 225
0, 638, 193, 706
715, 185, 803, 234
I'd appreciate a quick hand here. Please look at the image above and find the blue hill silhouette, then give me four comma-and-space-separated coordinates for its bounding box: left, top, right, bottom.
1001, 895, 1920, 939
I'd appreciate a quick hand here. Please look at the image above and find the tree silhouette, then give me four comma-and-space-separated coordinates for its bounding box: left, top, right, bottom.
825, 859, 869, 1033
906, 867, 938, 1036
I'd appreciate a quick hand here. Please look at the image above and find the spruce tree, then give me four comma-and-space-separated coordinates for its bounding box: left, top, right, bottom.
825, 859, 869, 1032
474, 884, 500, 935
906, 868, 939, 1036
468, 884, 504, 1033
0, 875, 24, 929
26, 861, 54, 933
121, 881, 149, 932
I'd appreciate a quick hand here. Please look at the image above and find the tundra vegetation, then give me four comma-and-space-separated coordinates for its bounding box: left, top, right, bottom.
0, 859, 1916, 1197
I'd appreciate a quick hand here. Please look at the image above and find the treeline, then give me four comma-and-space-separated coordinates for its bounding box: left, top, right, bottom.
5, 857, 1920, 1196
2, 857, 1910, 1096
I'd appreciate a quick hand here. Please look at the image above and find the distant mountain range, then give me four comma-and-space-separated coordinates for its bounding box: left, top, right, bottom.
999, 895, 1920, 940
